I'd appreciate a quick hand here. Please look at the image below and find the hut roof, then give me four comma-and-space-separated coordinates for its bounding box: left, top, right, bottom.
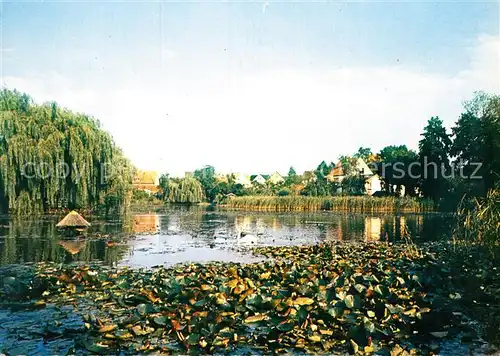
56, 211, 91, 228
58, 240, 86, 255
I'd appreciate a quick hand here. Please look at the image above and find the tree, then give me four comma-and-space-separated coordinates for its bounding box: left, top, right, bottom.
158, 173, 170, 200
167, 177, 203, 203
285, 166, 300, 186
378, 145, 419, 196
0, 89, 134, 214
418, 117, 452, 201
341, 176, 365, 195
451, 92, 500, 195
353, 147, 373, 162
194, 165, 217, 202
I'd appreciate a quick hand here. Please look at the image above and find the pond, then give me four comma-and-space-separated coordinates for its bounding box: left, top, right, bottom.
0, 206, 454, 268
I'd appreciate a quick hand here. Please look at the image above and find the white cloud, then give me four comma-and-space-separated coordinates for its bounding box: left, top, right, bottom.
3, 35, 499, 176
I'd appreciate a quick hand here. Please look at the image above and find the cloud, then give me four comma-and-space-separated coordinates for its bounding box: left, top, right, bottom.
3, 35, 499, 176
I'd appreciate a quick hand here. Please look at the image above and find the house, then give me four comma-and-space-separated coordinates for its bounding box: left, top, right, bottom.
133, 170, 160, 194
234, 173, 252, 188
290, 183, 305, 195
301, 170, 317, 186
267, 172, 284, 185
250, 174, 269, 185
327, 158, 374, 183
326, 158, 381, 196
365, 175, 382, 196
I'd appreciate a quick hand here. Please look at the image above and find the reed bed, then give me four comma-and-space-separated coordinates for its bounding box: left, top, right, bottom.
224, 195, 434, 213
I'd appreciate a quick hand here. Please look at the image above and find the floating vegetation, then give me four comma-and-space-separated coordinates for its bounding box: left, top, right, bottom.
2, 242, 497, 354
225, 196, 434, 213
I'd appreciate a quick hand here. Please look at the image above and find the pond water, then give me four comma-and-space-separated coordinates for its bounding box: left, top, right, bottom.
0, 206, 454, 268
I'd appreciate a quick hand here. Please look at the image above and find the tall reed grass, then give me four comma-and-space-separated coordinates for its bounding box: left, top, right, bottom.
455, 187, 500, 250
224, 196, 434, 213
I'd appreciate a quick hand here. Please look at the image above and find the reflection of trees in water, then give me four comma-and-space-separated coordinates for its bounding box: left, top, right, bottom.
0, 216, 131, 266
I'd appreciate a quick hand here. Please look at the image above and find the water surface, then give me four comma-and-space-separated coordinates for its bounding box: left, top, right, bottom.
0, 206, 454, 268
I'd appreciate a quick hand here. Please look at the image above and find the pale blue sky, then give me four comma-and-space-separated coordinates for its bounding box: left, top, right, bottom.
2, 1, 499, 175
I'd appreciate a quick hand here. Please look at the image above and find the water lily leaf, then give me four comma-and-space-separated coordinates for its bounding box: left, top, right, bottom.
244, 314, 267, 323
364, 345, 375, 353
131, 325, 153, 336
116, 331, 134, 340
226, 279, 239, 289
137, 303, 148, 316
98, 324, 117, 333
83, 341, 109, 354
350, 339, 359, 354
363, 317, 376, 334
153, 315, 167, 326
294, 297, 314, 306
374, 285, 389, 297
308, 335, 321, 342
260, 271, 271, 280
328, 306, 344, 318
345, 295, 361, 309
277, 322, 294, 331
194, 299, 208, 307
319, 329, 333, 336
187, 333, 200, 345
430, 331, 448, 338
354, 284, 367, 294
171, 320, 183, 331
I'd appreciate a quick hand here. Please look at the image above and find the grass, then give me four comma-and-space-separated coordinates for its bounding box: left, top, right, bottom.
454, 187, 500, 252
224, 195, 434, 213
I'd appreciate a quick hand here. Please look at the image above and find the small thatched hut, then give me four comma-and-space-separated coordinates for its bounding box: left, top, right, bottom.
56, 211, 91, 228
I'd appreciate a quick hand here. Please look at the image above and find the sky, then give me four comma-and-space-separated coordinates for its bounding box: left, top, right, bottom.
1, 1, 499, 177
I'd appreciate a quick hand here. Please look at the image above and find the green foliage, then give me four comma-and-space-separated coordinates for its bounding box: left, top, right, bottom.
0, 89, 134, 215
451, 92, 500, 195
353, 147, 372, 161
341, 176, 365, 195
418, 117, 452, 201
378, 145, 419, 196
194, 165, 217, 202
158, 174, 170, 199
167, 177, 203, 203
285, 166, 300, 186
277, 188, 291, 196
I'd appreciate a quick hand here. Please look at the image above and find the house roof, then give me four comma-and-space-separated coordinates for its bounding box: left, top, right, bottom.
328, 158, 374, 178
133, 171, 158, 185
331, 163, 344, 177
251, 174, 270, 180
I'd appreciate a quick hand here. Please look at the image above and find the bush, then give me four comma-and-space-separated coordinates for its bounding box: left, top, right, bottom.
277, 188, 290, 196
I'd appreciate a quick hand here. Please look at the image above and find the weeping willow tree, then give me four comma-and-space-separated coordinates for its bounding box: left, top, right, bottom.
0, 89, 135, 214
167, 177, 204, 203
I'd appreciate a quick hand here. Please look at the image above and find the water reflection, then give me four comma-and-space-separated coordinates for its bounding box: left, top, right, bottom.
0, 208, 454, 268
132, 214, 160, 234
